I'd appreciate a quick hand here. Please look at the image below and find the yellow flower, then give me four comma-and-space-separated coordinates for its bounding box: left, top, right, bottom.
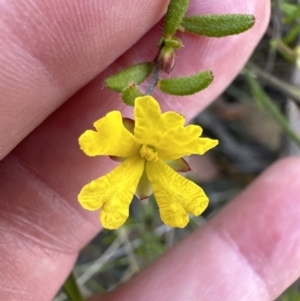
78, 96, 218, 229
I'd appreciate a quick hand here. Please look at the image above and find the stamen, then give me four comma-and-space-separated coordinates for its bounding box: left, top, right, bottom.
139, 145, 159, 162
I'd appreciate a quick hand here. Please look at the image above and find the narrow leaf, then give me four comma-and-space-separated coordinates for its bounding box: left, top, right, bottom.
164, 0, 190, 36
282, 3, 300, 23
158, 70, 213, 96
245, 69, 300, 148
181, 14, 255, 37
104, 63, 153, 92
62, 273, 85, 301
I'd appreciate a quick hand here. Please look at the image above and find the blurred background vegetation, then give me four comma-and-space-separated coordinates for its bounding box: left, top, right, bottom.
54, 0, 300, 300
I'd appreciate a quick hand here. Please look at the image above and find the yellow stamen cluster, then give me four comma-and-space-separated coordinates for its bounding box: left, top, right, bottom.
139, 145, 159, 162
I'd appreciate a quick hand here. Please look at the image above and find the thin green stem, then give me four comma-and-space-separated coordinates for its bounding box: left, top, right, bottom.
62, 272, 85, 301
247, 62, 300, 105
245, 68, 300, 148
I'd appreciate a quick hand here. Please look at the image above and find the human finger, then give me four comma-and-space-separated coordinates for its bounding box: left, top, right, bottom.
97, 158, 300, 301
0, 0, 169, 159
0, 0, 270, 300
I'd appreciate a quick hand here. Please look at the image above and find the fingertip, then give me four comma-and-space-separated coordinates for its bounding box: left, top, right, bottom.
97, 157, 300, 301
212, 156, 300, 299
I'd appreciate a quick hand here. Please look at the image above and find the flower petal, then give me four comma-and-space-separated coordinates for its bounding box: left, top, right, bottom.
78, 156, 145, 229
79, 111, 140, 157
134, 96, 218, 160
159, 136, 219, 161
134, 95, 184, 145
146, 160, 209, 228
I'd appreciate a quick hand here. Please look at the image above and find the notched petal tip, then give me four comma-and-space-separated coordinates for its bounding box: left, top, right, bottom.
147, 160, 209, 228
100, 210, 128, 230
79, 130, 102, 157
78, 181, 103, 211
160, 206, 189, 228
78, 157, 144, 230
80, 111, 139, 158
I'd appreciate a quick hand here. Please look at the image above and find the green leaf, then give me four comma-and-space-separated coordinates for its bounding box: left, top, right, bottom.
283, 22, 300, 44
104, 63, 153, 92
121, 84, 143, 106
281, 3, 298, 17
164, 0, 190, 36
158, 70, 213, 96
281, 3, 300, 23
62, 272, 85, 301
181, 14, 255, 37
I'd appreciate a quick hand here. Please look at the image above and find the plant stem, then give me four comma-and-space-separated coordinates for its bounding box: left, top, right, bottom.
247, 62, 300, 105
245, 68, 300, 148
145, 60, 160, 95
62, 272, 85, 301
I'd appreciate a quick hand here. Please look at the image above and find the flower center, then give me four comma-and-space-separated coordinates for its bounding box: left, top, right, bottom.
139, 145, 159, 162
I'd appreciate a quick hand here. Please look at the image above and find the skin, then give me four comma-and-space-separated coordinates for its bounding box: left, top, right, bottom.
1, 0, 300, 300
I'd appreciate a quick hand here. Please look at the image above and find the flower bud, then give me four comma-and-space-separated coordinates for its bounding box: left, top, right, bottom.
158, 45, 176, 74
